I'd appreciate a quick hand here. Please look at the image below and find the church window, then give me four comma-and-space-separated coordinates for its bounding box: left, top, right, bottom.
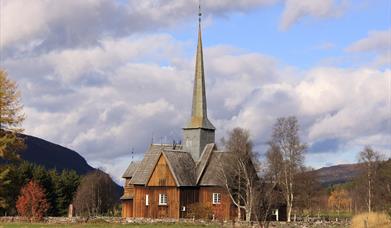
145, 194, 149, 206
159, 193, 168, 205
212, 193, 221, 204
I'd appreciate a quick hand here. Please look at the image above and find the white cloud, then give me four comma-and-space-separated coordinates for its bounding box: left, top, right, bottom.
6, 34, 390, 181
347, 29, 391, 53
1, 0, 389, 182
346, 29, 391, 67
280, 0, 347, 30
0, 0, 277, 54
1, 0, 351, 57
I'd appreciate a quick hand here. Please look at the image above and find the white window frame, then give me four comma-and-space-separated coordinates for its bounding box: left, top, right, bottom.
145, 194, 149, 206
212, 193, 221, 205
159, 193, 168, 206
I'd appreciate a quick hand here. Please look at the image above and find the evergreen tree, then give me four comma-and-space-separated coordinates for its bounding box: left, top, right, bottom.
32, 165, 57, 215
54, 170, 80, 215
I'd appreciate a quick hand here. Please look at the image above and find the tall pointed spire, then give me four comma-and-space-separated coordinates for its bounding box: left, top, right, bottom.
186, 1, 215, 130
183, 2, 215, 161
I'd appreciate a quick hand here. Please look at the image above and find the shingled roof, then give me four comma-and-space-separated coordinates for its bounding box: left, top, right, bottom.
129, 144, 197, 186
125, 143, 231, 188
163, 151, 196, 186
122, 161, 140, 178
196, 143, 215, 183
130, 144, 164, 185
198, 151, 232, 186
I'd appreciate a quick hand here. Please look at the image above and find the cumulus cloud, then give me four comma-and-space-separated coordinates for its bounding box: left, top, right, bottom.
0, 0, 277, 55
4, 31, 390, 180
1, 0, 389, 182
1, 0, 350, 56
346, 29, 391, 67
280, 0, 347, 30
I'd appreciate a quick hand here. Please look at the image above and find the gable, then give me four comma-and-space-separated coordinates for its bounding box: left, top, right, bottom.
147, 154, 177, 187
130, 145, 162, 185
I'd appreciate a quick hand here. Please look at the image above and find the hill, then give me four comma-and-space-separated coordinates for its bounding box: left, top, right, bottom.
311, 163, 364, 186
7, 134, 123, 199
19, 134, 95, 175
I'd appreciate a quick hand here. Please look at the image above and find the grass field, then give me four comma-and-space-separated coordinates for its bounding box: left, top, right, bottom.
0, 224, 218, 228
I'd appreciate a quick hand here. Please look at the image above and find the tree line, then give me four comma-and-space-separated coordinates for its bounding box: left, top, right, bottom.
0, 161, 80, 216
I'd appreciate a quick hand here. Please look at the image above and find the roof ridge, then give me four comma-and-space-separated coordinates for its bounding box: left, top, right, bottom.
163, 150, 188, 153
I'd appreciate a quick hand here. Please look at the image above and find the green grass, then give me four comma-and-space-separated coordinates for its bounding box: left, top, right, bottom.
0, 224, 218, 228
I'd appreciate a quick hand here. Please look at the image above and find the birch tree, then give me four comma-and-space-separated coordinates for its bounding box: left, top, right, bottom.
359, 146, 381, 213
266, 116, 306, 222
219, 128, 259, 222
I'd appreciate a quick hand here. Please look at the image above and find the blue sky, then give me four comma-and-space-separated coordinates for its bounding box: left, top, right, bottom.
0, 0, 390, 183
172, 0, 390, 68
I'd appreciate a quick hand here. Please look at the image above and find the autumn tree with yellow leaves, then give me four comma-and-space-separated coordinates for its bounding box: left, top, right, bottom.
328, 188, 352, 216
0, 69, 25, 210
0, 69, 25, 159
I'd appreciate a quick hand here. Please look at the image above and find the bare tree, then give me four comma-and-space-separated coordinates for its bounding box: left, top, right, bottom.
266, 116, 306, 222
253, 161, 284, 228
359, 146, 381, 213
294, 167, 322, 216
219, 127, 259, 222
73, 170, 118, 216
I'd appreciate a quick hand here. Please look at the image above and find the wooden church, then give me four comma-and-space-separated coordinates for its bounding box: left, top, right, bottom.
121, 9, 240, 220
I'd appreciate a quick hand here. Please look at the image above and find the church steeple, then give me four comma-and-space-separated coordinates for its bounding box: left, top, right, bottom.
183, 3, 215, 161
186, 4, 215, 130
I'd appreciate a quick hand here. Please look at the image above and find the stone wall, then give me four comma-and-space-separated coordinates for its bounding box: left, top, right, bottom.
0, 216, 351, 227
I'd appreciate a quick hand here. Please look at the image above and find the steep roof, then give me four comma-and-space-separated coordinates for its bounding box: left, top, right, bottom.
122, 161, 140, 178
198, 151, 232, 186
196, 143, 215, 183
163, 151, 196, 186
130, 144, 164, 185
126, 143, 231, 187
130, 144, 197, 186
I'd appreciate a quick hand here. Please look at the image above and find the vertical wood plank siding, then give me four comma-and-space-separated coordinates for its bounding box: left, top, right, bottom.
147, 154, 177, 187
199, 186, 233, 220
133, 186, 180, 218
122, 200, 133, 218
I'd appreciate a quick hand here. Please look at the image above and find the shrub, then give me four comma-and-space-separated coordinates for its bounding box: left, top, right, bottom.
16, 180, 50, 221
351, 212, 391, 228
187, 203, 213, 219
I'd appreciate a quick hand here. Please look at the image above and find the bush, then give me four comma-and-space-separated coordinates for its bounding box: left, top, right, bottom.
187, 203, 213, 220
16, 180, 50, 221
351, 212, 391, 228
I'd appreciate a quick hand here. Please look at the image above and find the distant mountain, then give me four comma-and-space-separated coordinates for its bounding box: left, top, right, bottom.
311, 163, 364, 186
20, 134, 95, 175
3, 134, 123, 198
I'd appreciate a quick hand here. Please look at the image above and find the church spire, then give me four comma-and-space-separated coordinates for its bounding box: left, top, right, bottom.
183, 2, 215, 161
186, 2, 215, 130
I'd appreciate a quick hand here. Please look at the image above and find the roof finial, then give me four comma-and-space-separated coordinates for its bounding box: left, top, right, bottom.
198, 0, 202, 23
